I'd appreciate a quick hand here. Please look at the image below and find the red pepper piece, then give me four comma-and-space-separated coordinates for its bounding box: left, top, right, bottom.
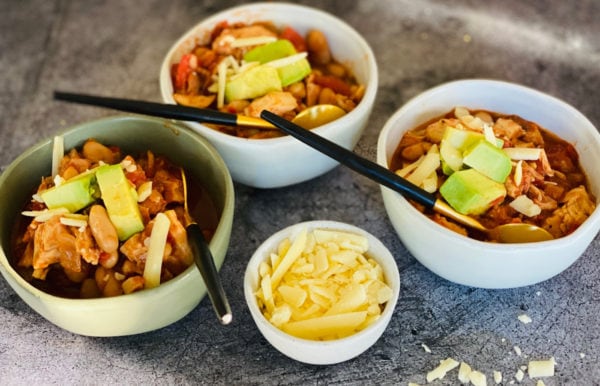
313, 74, 352, 96
280, 26, 307, 52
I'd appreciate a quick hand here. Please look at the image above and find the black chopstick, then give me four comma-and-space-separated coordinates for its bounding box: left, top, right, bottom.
259, 110, 437, 209
54, 91, 239, 127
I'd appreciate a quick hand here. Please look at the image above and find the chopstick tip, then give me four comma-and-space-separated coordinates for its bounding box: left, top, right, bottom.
221, 313, 233, 325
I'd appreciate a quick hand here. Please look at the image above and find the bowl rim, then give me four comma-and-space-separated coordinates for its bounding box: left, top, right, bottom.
158, 1, 379, 146
243, 220, 400, 350
376, 78, 600, 249
0, 115, 235, 306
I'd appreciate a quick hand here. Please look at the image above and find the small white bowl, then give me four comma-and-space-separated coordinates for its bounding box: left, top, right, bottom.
244, 220, 400, 365
377, 79, 600, 289
160, 2, 378, 188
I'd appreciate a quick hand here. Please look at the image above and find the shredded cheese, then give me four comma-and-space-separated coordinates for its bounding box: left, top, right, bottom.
406, 144, 440, 188
493, 370, 502, 384
504, 147, 542, 160
22, 207, 69, 222
230, 36, 277, 48
509, 195, 542, 217
454, 106, 470, 118
137, 181, 152, 203
59, 213, 88, 228
514, 345, 522, 356
143, 212, 171, 289
515, 369, 525, 382
53, 174, 65, 187
468, 370, 487, 386
528, 357, 555, 378
483, 123, 499, 146
514, 160, 523, 186
217, 59, 228, 108
458, 362, 472, 383
51, 135, 64, 178
426, 358, 460, 382
518, 313, 533, 324
264, 52, 308, 68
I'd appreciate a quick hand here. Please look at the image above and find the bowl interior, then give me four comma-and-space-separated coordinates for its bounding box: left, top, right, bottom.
379, 79, 600, 209
161, 2, 375, 95
159, 2, 378, 140
0, 115, 235, 336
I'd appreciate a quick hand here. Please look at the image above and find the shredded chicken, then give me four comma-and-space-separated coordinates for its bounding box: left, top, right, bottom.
244, 91, 298, 118
212, 25, 277, 56
543, 186, 596, 237
493, 118, 525, 145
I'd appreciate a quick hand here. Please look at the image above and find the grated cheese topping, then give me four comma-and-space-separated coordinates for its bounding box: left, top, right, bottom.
230, 36, 277, 48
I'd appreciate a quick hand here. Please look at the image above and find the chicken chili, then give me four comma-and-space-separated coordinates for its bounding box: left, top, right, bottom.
171, 21, 364, 138
390, 107, 596, 242
11, 139, 219, 298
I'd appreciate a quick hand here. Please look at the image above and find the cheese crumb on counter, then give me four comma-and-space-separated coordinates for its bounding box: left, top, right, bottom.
528, 357, 555, 378
457, 362, 472, 383
493, 370, 502, 384
515, 369, 525, 382
518, 314, 532, 324
514, 346, 522, 356
426, 357, 460, 382
469, 370, 487, 386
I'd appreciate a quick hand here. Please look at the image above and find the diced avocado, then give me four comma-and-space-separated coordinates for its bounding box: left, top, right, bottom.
440, 169, 506, 215
439, 139, 463, 175
443, 126, 487, 151
40, 171, 97, 212
444, 125, 503, 149
95, 164, 144, 241
462, 140, 512, 183
277, 57, 312, 87
243, 39, 297, 64
225, 65, 282, 102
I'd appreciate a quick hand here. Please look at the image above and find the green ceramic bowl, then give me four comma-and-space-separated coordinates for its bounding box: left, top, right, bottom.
0, 116, 235, 336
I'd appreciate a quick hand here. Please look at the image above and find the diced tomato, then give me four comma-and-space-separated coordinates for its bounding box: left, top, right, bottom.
210, 20, 229, 42
313, 74, 352, 96
280, 26, 307, 52
125, 168, 147, 188
174, 53, 194, 91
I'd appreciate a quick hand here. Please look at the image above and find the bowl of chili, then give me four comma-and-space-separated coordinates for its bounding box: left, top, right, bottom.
377, 79, 600, 288
159, 2, 378, 188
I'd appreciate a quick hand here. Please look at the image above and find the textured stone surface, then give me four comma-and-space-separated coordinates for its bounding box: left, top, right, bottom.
1, 0, 599, 384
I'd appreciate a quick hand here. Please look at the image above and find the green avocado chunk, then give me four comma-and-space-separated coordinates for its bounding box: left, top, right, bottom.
225, 65, 282, 102
277, 57, 312, 87
439, 168, 506, 215
443, 126, 503, 150
462, 140, 512, 183
40, 171, 97, 213
95, 164, 144, 241
439, 139, 464, 175
243, 39, 297, 64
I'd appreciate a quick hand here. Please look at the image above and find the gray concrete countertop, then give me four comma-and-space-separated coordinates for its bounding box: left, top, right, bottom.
1, 1, 599, 385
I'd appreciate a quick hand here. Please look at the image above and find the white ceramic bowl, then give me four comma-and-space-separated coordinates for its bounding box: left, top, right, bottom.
0, 116, 235, 336
244, 220, 400, 365
160, 2, 378, 188
377, 79, 600, 289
